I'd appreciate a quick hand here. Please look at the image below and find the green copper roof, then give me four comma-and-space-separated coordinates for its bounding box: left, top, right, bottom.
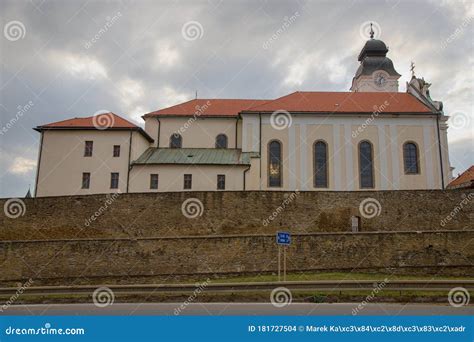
133, 148, 259, 165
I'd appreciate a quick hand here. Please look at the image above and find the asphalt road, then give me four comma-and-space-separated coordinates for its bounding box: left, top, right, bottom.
1, 303, 472, 316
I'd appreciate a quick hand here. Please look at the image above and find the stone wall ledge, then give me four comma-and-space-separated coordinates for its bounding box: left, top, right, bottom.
1, 229, 473, 244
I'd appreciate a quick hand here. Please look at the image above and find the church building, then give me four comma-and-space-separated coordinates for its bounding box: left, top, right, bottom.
33, 32, 452, 197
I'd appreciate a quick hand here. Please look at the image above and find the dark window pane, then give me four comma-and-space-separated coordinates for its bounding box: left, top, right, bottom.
113, 145, 120, 157
110, 172, 119, 189
184, 174, 192, 189
215, 134, 228, 149
82, 173, 90, 189
170, 134, 182, 148
150, 174, 159, 189
359, 141, 374, 188
84, 141, 93, 157
217, 174, 225, 190
314, 141, 328, 188
403, 143, 419, 174
268, 141, 282, 187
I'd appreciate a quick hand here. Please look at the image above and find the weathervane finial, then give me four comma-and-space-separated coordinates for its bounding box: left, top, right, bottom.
369, 23, 374, 39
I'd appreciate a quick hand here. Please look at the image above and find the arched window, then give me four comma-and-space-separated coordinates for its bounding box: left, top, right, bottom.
359, 140, 374, 188
268, 140, 282, 187
215, 134, 228, 149
169, 133, 182, 148
313, 140, 328, 188
403, 142, 419, 174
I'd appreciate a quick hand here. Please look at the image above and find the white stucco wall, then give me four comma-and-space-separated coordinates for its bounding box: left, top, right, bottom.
129, 164, 247, 192
144, 116, 238, 149
35, 112, 448, 196
244, 113, 443, 191
36, 129, 150, 197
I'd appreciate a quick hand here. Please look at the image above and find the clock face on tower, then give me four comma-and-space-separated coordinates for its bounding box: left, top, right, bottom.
373, 72, 387, 88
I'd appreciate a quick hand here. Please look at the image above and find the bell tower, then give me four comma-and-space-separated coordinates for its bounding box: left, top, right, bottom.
351, 24, 401, 92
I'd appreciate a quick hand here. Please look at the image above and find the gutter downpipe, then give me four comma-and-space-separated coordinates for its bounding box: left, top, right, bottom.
126, 131, 133, 193
156, 117, 161, 148
243, 165, 250, 190
436, 114, 445, 189
235, 116, 238, 148
259, 112, 262, 190
34, 131, 44, 197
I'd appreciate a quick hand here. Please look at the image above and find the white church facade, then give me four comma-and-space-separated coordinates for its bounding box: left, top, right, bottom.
33, 34, 452, 197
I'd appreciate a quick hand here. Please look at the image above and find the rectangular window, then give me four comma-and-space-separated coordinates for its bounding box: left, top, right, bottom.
110, 172, 119, 189
217, 174, 225, 190
150, 174, 159, 189
113, 145, 120, 157
184, 174, 192, 190
82, 172, 90, 189
84, 141, 93, 157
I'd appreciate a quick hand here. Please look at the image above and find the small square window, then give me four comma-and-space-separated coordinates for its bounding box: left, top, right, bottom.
113, 145, 120, 157
82, 172, 90, 189
84, 141, 93, 157
110, 172, 119, 189
150, 174, 159, 189
184, 174, 192, 190
217, 174, 225, 190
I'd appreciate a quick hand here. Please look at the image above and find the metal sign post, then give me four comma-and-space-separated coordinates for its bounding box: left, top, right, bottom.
278, 245, 281, 282
276, 232, 291, 282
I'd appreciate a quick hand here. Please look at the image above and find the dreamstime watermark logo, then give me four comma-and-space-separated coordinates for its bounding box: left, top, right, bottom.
440, 16, 473, 50
449, 111, 471, 130
440, 192, 473, 227
84, 192, 121, 227
270, 287, 292, 308
262, 11, 300, 50
4, 20, 26, 41
4, 198, 26, 219
0, 278, 34, 313
174, 278, 211, 315
270, 110, 292, 130
263, 190, 300, 226
181, 198, 204, 219
359, 21, 381, 40
448, 287, 470, 307
181, 21, 204, 41
4, 322, 85, 336
92, 287, 115, 308
84, 12, 122, 49
175, 100, 211, 136
352, 101, 390, 138
0, 100, 34, 136
92, 110, 115, 130
352, 278, 389, 315
359, 198, 382, 219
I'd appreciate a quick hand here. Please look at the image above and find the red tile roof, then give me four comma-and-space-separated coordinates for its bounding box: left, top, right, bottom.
35, 113, 154, 142
244, 91, 433, 113
143, 99, 269, 117
143, 92, 433, 117
37, 113, 138, 129
448, 165, 474, 189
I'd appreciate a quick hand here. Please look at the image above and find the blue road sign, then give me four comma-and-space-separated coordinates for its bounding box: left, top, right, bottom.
276, 231, 291, 245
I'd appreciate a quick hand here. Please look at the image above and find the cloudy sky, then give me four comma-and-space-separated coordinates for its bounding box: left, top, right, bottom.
0, 0, 472, 197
